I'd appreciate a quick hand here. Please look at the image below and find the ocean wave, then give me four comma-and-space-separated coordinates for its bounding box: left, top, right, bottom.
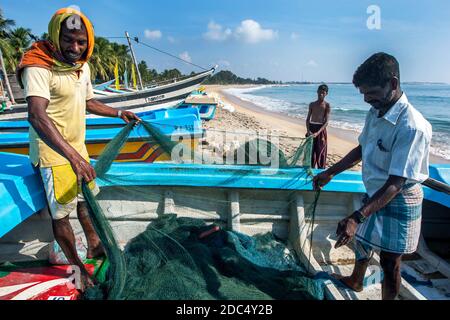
224, 86, 449, 160
225, 88, 297, 113
332, 106, 367, 113
224, 85, 269, 95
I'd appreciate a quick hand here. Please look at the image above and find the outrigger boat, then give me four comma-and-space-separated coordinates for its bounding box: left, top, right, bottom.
0, 67, 216, 121
177, 95, 218, 121
0, 107, 200, 133
0, 151, 449, 300
0, 108, 203, 162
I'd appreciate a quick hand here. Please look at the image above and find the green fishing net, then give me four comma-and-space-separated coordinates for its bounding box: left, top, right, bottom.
81, 120, 322, 300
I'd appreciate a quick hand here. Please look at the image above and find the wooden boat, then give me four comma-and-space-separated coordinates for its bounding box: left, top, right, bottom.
0, 67, 216, 121
0, 107, 200, 133
177, 95, 218, 121
0, 152, 449, 300
0, 108, 203, 162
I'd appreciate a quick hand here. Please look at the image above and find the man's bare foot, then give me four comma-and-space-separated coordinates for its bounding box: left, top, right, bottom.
331, 273, 364, 292
86, 243, 105, 259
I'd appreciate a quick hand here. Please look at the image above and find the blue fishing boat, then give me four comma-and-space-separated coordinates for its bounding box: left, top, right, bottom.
0, 108, 203, 162
177, 95, 218, 121
0, 151, 448, 300
93, 80, 115, 91
0, 107, 200, 132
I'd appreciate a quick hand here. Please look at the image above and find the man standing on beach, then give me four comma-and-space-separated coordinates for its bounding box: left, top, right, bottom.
306, 84, 330, 169
313, 52, 431, 299
17, 8, 140, 291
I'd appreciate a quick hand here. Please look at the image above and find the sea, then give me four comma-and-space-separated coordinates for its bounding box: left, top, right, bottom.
224, 83, 450, 161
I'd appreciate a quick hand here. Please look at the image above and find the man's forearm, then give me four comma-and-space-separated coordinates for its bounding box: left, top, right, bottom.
86, 99, 119, 117
326, 145, 362, 177
29, 112, 80, 162
358, 176, 406, 218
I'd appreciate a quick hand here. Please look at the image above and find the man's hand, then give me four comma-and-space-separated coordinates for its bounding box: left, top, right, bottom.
69, 154, 96, 186
119, 110, 141, 124
313, 171, 333, 191
335, 214, 359, 249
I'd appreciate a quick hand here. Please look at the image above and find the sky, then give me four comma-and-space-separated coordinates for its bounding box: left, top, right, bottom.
2, 0, 450, 83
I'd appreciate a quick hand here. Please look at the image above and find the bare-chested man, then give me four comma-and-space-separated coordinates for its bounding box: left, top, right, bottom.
306, 84, 331, 168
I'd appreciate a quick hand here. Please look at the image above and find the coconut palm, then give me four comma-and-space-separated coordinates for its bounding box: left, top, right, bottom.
0, 8, 16, 72
6, 27, 33, 70
110, 42, 131, 71
0, 8, 14, 37
89, 37, 117, 81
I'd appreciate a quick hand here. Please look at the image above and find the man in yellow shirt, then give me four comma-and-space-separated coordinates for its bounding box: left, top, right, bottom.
17, 8, 140, 292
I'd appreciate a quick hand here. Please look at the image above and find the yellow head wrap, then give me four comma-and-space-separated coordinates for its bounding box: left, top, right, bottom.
48, 7, 95, 64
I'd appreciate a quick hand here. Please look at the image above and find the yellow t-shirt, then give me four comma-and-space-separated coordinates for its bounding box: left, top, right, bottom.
21, 64, 94, 167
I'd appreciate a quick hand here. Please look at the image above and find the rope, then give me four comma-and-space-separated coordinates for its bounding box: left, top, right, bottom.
99, 35, 209, 71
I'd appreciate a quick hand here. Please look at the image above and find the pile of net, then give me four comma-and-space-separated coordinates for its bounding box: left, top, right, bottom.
81, 120, 322, 300
85, 214, 324, 300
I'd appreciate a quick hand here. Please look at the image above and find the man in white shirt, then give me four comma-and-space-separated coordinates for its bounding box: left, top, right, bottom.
313, 52, 432, 300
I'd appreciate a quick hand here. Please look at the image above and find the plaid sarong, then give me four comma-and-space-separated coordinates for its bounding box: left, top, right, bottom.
355, 183, 423, 254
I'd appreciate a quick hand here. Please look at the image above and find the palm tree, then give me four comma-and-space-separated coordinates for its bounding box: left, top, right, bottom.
110, 42, 131, 72
6, 27, 33, 70
89, 38, 135, 83
89, 37, 116, 81
0, 8, 15, 72
0, 8, 15, 37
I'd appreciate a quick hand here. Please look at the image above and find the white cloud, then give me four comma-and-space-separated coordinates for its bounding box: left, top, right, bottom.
144, 29, 162, 40
235, 19, 278, 43
306, 60, 318, 67
167, 36, 176, 43
290, 32, 299, 40
203, 21, 232, 41
179, 51, 192, 63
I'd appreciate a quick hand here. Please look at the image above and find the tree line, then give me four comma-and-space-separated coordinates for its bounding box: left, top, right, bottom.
204, 70, 281, 85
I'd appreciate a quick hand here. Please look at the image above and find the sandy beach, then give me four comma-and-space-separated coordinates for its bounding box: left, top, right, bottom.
202, 85, 448, 170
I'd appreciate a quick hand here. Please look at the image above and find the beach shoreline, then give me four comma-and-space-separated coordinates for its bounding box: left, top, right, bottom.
204, 84, 449, 166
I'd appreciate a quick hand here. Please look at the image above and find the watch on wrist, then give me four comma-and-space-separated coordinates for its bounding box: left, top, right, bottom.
352, 210, 366, 224
117, 110, 122, 118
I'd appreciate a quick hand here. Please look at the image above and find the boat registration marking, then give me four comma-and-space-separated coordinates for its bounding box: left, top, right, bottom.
146, 94, 165, 103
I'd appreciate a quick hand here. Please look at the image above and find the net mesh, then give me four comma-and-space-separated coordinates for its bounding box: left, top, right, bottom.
81, 120, 323, 300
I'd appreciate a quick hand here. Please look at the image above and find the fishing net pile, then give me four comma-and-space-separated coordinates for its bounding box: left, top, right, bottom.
81, 120, 323, 300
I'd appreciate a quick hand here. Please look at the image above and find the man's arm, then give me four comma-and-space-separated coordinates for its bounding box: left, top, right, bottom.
334, 175, 406, 248
28, 96, 96, 184
86, 99, 141, 123
305, 104, 312, 136
359, 175, 406, 218
313, 145, 362, 190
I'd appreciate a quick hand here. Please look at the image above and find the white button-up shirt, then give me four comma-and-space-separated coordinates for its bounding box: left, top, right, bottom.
358, 93, 432, 197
